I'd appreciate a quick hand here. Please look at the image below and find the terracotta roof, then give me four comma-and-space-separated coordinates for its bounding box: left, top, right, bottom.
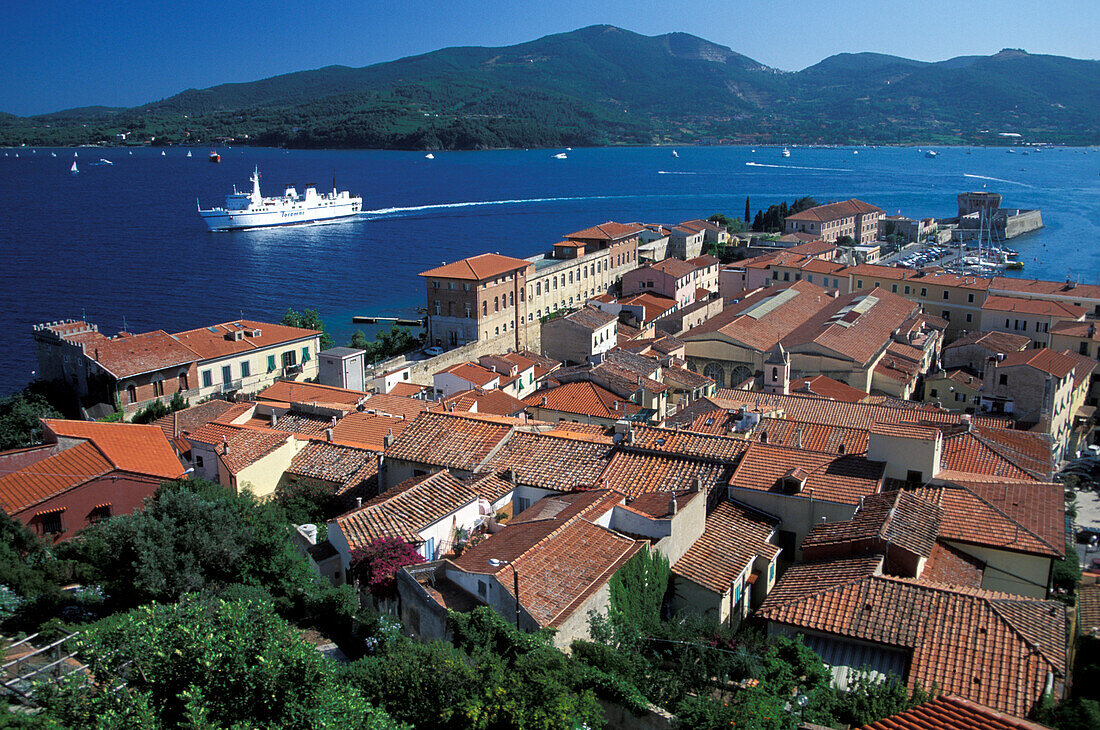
943, 330, 1031, 353
442, 388, 528, 417
418, 253, 530, 281
42, 420, 183, 478
673, 500, 780, 594
687, 253, 720, 268
360, 393, 435, 421
326, 411, 407, 451
870, 422, 941, 441
560, 306, 617, 330
759, 566, 1066, 718
0, 442, 114, 514
916, 481, 1064, 558
477, 431, 612, 491
649, 258, 698, 278
628, 425, 747, 463
782, 288, 920, 366
791, 375, 867, 403
336, 471, 483, 549
153, 400, 238, 440
995, 348, 1078, 378
801, 490, 943, 559
543, 422, 612, 439
785, 198, 883, 223
453, 490, 643, 627
1049, 320, 1100, 340
385, 411, 514, 471
437, 362, 500, 387
660, 365, 713, 391
922, 542, 986, 588
258, 381, 367, 407
618, 292, 678, 321
524, 381, 641, 420
170, 320, 318, 360
940, 427, 1051, 480
729, 442, 884, 506
84, 330, 198, 378
981, 296, 1086, 318
219, 429, 291, 474
787, 239, 836, 257
1058, 348, 1098, 387
934, 369, 982, 388
566, 221, 645, 241
602, 451, 732, 499
625, 489, 702, 519
387, 382, 429, 398
989, 276, 1100, 300
861, 694, 1054, 730
685, 281, 828, 352
286, 441, 377, 493
1080, 584, 1100, 636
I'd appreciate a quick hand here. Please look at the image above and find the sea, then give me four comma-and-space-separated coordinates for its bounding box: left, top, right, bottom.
1, 144, 1098, 396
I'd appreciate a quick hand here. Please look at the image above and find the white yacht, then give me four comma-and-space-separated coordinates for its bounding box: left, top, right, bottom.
198, 167, 362, 231
781, 147, 791, 158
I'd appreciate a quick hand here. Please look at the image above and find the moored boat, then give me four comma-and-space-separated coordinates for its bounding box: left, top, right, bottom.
209, 151, 221, 163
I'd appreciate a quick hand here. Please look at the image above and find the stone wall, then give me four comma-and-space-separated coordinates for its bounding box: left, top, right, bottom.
367, 325, 541, 389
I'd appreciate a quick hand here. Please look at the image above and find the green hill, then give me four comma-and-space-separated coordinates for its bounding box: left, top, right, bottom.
2, 26, 1097, 148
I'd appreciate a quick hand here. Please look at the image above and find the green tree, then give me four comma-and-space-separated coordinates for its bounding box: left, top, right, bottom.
58, 479, 321, 616
39, 597, 401, 729
829, 672, 933, 727
130, 391, 189, 424
281, 308, 334, 350
606, 548, 669, 639
836, 234, 855, 246
274, 479, 341, 528
745, 197, 751, 226
0, 391, 61, 450
0, 512, 63, 622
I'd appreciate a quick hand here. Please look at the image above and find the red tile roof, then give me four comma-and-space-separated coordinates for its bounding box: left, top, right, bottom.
170, 320, 319, 360
729, 442, 884, 505
337, 471, 484, 549
791, 375, 867, 403
995, 348, 1078, 378
759, 567, 1066, 718
453, 490, 643, 627
861, 694, 1054, 730
782, 288, 920, 366
85, 330, 198, 378
618, 292, 678, 321
565, 221, 645, 241
361, 393, 435, 420
916, 481, 1064, 558
981, 296, 1086, 318
922, 542, 986, 589
218, 429, 291, 474
990, 276, 1100, 300
524, 381, 641, 420
602, 451, 731, 499
478, 431, 612, 491
328, 411, 409, 451
442, 388, 528, 417
153, 400, 238, 440
0, 442, 114, 514
686, 281, 828, 352
801, 489, 943, 559
437, 361, 500, 387
648, 258, 698, 278
418, 253, 531, 281
628, 425, 748, 463
673, 500, 780, 594
385, 411, 514, 471
785, 198, 883, 223
387, 382, 429, 398
42, 420, 183, 478
1080, 584, 1100, 636
258, 380, 367, 407
286, 441, 377, 493
943, 330, 1031, 354
1049, 320, 1100, 340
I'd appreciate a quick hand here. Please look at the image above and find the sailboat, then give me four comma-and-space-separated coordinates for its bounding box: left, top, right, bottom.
671, 150, 679, 158
74, 152, 78, 157
161, 150, 166, 157
186, 150, 192, 158
425, 153, 435, 159
70, 161, 78, 174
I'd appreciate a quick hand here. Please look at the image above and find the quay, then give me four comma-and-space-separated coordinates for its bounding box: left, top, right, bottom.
352, 315, 424, 327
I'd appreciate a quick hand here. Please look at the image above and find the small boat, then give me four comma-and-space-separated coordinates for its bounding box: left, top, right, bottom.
74, 152, 78, 157
97, 158, 113, 165
161, 151, 166, 156
853, 150, 859, 154
781, 147, 790, 158
424, 153, 434, 159
1006, 149, 1016, 154
751, 149, 756, 153
566, 147, 572, 151
70, 161, 78, 174
208, 151, 220, 163
129, 151, 132, 155
925, 150, 938, 158
186, 150, 192, 158
13, 154, 18, 158
50, 152, 56, 157
553, 153, 567, 159
672, 150, 679, 158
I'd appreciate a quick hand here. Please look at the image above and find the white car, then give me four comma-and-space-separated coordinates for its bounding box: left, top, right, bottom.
424, 346, 444, 357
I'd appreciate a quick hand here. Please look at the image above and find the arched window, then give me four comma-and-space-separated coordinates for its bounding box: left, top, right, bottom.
730, 364, 753, 387
703, 362, 724, 385
509, 292, 514, 306
494, 296, 499, 312
178, 372, 188, 391
126, 384, 137, 404
772, 367, 779, 381
482, 301, 487, 316
536, 282, 542, 295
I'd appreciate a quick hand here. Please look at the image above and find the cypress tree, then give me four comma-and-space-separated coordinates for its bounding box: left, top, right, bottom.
744, 197, 751, 224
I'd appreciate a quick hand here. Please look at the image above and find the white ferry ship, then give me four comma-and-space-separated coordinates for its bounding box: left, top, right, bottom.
198, 167, 361, 231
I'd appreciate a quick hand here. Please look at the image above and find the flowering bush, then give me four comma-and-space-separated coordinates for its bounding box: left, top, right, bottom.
352, 537, 424, 598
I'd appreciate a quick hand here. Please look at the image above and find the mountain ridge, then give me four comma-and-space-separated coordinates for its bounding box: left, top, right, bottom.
2, 25, 1097, 148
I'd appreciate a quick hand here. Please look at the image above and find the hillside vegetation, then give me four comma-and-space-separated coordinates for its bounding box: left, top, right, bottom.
2, 26, 1097, 149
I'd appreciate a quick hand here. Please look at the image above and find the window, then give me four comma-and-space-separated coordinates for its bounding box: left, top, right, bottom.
942, 310, 950, 320
904, 286, 910, 294
783, 272, 790, 281
478, 580, 487, 598
222, 365, 232, 385
301, 347, 311, 363
40, 511, 63, 535
482, 301, 487, 316
179, 373, 188, 391
966, 313, 973, 323
126, 384, 137, 404
857, 279, 863, 288
464, 283, 470, 291
906, 469, 923, 484
942, 290, 949, 300
434, 300, 441, 315
267, 355, 276, 372
999, 374, 1008, 386
920, 288, 927, 297
88, 504, 111, 524
1081, 342, 1090, 356
202, 370, 213, 387
152, 380, 164, 397
494, 296, 499, 312
536, 282, 541, 295
967, 293, 974, 303
465, 303, 472, 318
195, 455, 204, 469
772, 271, 778, 280
282, 350, 297, 368
432, 281, 439, 289
891, 284, 897, 293
930, 388, 938, 398
509, 292, 514, 307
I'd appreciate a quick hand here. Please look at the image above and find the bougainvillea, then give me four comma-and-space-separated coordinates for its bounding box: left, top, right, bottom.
353, 537, 425, 598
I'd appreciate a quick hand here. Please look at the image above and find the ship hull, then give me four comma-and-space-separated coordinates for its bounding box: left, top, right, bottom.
199, 200, 361, 231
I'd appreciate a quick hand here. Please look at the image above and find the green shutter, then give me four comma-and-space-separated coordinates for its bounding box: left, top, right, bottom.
267, 355, 276, 372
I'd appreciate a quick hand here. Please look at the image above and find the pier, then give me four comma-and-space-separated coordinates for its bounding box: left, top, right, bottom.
352, 316, 424, 327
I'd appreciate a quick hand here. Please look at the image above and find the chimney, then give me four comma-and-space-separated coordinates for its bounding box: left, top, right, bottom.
221, 437, 229, 455
325, 428, 333, 442
356, 497, 362, 509
668, 493, 678, 516
691, 477, 702, 493
627, 428, 635, 445
383, 429, 395, 448
961, 413, 972, 432
331, 416, 338, 427
795, 427, 802, 449
541, 396, 547, 406
269, 413, 278, 428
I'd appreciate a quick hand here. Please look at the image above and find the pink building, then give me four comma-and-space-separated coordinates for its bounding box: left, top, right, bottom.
622, 258, 698, 308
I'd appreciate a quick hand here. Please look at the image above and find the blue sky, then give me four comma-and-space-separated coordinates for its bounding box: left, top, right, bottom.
2, 0, 1096, 115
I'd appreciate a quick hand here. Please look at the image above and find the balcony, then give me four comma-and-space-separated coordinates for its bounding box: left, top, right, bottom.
218, 379, 243, 394
282, 364, 303, 378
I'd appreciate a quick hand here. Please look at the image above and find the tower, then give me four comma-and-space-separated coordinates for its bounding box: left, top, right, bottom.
764, 343, 790, 395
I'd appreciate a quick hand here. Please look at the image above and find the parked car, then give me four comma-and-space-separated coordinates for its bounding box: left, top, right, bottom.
424, 346, 444, 357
